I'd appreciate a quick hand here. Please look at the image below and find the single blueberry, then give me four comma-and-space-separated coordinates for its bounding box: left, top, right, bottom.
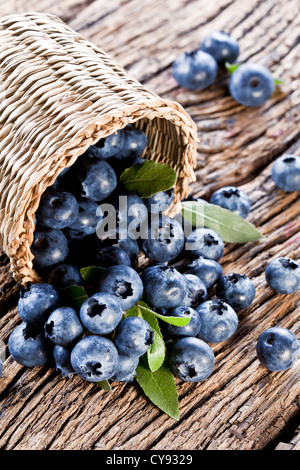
98, 265, 143, 310
44, 307, 84, 347
53, 344, 75, 378
118, 126, 148, 159
79, 159, 117, 202
187, 257, 223, 289
141, 265, 187, 309
196, 299, 238, 343
88, 129, 126, 159
36, 189, 79, 230
165, 306, 202, 337
181, 273, 207, 308
48, 263, 83, 289
210, 186, 251, 218
256, 327, 300, 371
64, 200, 103, 239
200, 31, 239, 65
229, 63, 275, 107
185, 228, 224, 261
216, 272, 256, 310
114, 316, 154, 357
265, 257, 300, 294
110, 354, 139, 383
168, 337, 215, 382
143, 189, 174, 214
8, 322, 51, 367
70, 335, 119, 382
80, 292, 123, 335
139, 214, 185, 263
18, 282, 60, 325
172, 49, 218, 90
99, 231, 140, 264
96, 246, 132, 268
271, 154, 300, 192
31, 227, 69, 269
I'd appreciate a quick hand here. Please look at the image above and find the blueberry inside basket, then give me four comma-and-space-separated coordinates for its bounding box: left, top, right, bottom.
0, 13, 198, 285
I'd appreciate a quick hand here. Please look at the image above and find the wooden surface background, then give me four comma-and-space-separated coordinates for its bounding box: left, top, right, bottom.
0, 0, 299, 450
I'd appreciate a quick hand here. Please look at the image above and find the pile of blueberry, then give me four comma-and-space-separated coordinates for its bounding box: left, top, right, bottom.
172, 30, 277, 108
4, 120, 300, 385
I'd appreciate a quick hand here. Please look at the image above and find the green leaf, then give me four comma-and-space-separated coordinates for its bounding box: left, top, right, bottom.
135, 359, 180, 420
273, 77, 283, 86
97, 380, 111, 392
119, 160, 177, 198
181, 200, 263, 244
80, 266, 106, 285
59, 285, 88, 310
225, 62, 242, 74
138, 302, 191, 327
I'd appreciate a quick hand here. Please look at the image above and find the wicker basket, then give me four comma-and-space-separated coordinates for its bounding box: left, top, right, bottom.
0, 12, 198, 286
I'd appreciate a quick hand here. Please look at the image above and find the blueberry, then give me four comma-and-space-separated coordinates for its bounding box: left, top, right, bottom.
8, 322, 51, 367
104, 191, 148, 236
271, 154, 300, 192
265, 257, 300, 294
187, 257, 223, 289
48, 263, 83, 289
70, 335, 119, 382
88, 129, 126, 159
143, 189, 174, 214
36, 189, 79, 230
53, 344, 75, 378
200, 31, 239, 65
216, 273, 256, 310
210, 186, 250, 218
229, 63, 275, 107
185, 228, 224, 261
32, 227, 69, 269
18, 282, 59, 325
98, 265, 143, 310
181, 273, 207, 308
114, 316, 154, 357
120, 126, 148, 158
99, 231, 140, 264
168, 337, 215, 382
172, 49, 217, 90
44, 307, 84, 347
79, 159, 117, 202
139, 214, 185, 262
141, 265, 187, 309
65, 200, 103, 239
256, 327, 300, 371
110, 354, 139, 383
96, 246, 132, 268
196, 299, 238, 343
165, 306, 201, 337
79, 292, 123, 335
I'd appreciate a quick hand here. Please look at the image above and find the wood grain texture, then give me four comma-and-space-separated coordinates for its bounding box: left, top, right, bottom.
0, 0, 299, 450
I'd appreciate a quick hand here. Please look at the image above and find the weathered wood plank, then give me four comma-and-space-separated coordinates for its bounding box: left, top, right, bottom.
0, 0, 299, 450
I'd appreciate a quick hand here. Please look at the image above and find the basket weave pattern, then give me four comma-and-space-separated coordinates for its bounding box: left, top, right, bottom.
0, 13, 198, 285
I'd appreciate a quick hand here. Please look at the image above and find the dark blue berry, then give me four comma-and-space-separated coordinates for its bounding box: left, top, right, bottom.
32, 227, 69, 269
65, 200, 102, 239
98, 265, 143, 310
70, 335, 119, 382
143, 189, 174, 214
186, 228, 224, 261
48, 263, 83, 289
8, 322, 51, 367
181, 273, 207, 308
79, 292, 123, 335
96, 246, 132, 268
53, 344, 75, 378
172, 49, 217, 90
271, 154, 300, 192
141, 265, 187, 309
18, 282, 59, 325
187, 257, 223, 289
210, 186, 250, 218
196, 299, 238, 343
216, 273, 256, 310
114, 316, 154, 357
44, 307, 83, 347
36, 189, 79, 230
80, 160, 117, 202
265, 257, 300, 294
256, 327, 300, 371
200, 31, 239, 65
165, 306, 201, 337
168, 337, 215, 382
110, 354, 139, 383
229, 63, 274, 107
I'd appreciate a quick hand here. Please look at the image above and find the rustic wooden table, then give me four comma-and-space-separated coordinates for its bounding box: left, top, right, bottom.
0, 0, 299, 451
